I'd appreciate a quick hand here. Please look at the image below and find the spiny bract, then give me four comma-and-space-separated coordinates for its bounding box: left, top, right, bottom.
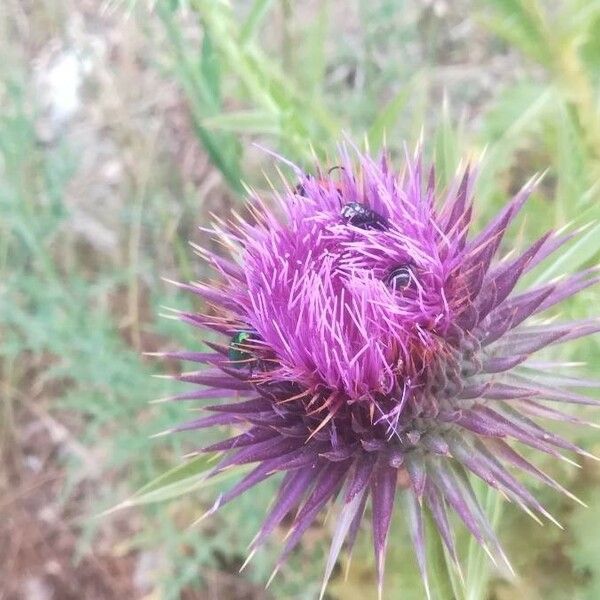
159, 146, 600, 599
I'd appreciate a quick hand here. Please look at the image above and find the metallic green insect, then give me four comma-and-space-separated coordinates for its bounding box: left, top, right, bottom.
228, 330, 257, 367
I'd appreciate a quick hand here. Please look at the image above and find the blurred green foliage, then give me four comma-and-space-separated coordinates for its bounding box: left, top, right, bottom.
1, 0, 600, 598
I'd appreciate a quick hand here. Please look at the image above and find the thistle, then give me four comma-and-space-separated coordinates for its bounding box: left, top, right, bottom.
159, 146, 599, 598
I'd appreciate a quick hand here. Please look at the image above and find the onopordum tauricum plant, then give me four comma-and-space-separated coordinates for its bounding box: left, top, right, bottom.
159, 145, 599, 598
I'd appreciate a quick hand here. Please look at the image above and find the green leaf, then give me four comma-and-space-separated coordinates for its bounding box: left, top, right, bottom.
555, 101, 589, 209
240, 0, 276, 45
567, 488, 600, 600
479, 0, 553, 67
578, 9, 600, 83
200, 31, 221, 104
301, 1, 328, 97
477, 84, 554, 201
566, 0, 600, 35
367, 86, 410, 152
189, 0, 340, 158
202, 109, 281, 135
109, 455, 249, 509
464, 479, 505, 600
424, 507, 463, 600
531, 218, 600, 286
157, 3, 244, 193
134, 454, 215, 497
434, 97, 461, 188
480, 82, 547, 143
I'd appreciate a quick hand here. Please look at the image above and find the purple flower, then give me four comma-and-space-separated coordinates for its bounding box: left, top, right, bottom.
160, 146, 599, 597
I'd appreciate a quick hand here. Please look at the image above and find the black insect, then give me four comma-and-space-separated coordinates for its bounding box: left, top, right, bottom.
294, 182, 308, 197
386, 265, 414, 291
294, 166, 346, 198
293, 168, 387, 231
295, 177, 343, 199
340, 202, 387, 231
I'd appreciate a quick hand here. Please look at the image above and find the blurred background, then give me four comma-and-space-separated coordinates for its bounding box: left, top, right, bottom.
1, 1, 600, 598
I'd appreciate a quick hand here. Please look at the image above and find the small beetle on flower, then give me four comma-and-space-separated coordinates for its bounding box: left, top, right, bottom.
159, 145, 600, 598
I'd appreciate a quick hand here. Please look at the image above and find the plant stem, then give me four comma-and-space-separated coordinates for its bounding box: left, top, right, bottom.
425, 507, 459, 600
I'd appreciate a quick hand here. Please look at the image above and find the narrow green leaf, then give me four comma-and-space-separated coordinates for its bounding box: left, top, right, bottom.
134, 454, 215, 497
200, 31, 221, 103
202, 109, 281, 135
367, 86, 410, 152
157, 2, 244, 193
532, 218, 600, 286
464, 479, 505, 600
424, 507, 462, 600
111, 456, 250, 509
240, 0, 276, 46
477, 84, 554, 202
190, 0, 340, 152
479, 0, 552, 66
302, 1, 328, 97
434, 97, 461, 188
555, 101, 589, 210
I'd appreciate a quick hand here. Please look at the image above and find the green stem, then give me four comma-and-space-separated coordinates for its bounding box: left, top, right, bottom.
465, 481, 505, 600
425, 507, 459, 600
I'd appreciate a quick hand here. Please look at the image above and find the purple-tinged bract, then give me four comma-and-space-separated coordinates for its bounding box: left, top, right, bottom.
161, 146, 600, 598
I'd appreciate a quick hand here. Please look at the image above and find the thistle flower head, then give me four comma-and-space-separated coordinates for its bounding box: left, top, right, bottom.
161, 145, 600, 598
